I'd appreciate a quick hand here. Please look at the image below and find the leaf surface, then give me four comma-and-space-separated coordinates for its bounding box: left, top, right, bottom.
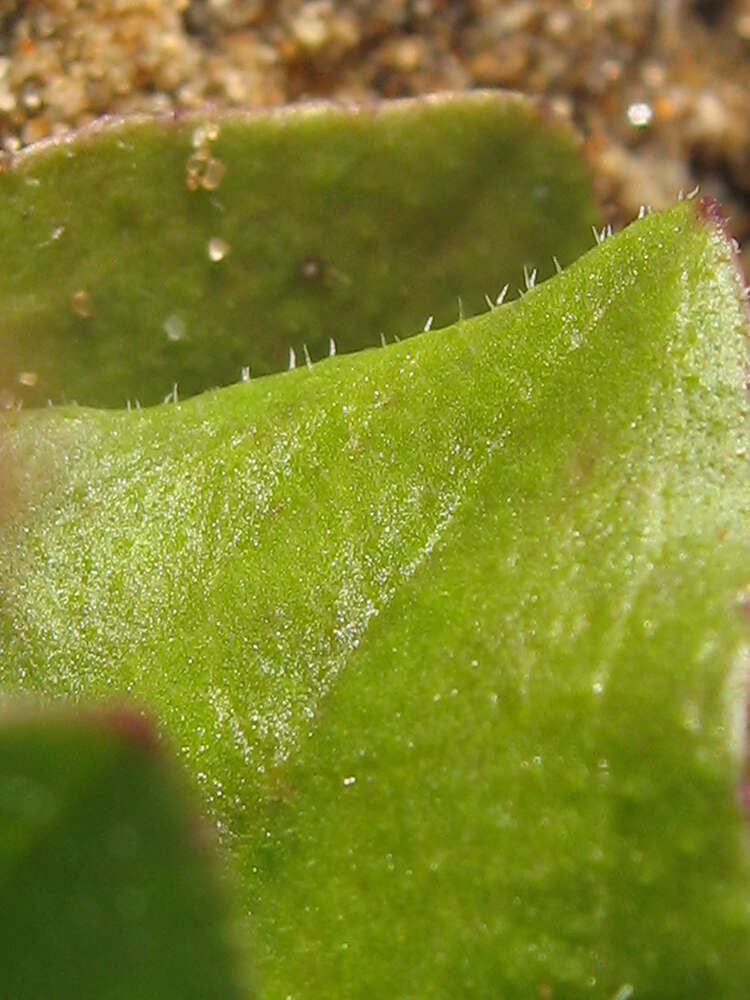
2, 199, 750, 996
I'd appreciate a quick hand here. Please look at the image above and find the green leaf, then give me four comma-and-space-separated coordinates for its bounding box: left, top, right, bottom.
2, 197, 750, 996
0, 92, 598, 408
0, 707, 253, 999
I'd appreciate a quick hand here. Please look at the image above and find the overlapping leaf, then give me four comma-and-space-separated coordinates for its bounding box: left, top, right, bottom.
0, 92, 597, 408
0, 709, 252, 998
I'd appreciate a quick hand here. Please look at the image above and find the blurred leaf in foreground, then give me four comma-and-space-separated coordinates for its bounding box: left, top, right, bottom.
0, 708, 253, 999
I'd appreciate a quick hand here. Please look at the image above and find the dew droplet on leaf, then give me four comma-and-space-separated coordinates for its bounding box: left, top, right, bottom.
163, 313, 186, 342
201, 156, 226, 191
71, 289, 93, 317
207, 236, 230, 262
185, 147, 209, 190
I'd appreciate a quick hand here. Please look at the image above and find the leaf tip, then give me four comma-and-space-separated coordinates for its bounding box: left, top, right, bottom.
697, 196, 750, 324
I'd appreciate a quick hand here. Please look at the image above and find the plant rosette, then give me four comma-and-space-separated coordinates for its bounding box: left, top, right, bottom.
2, 94, 750, 999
